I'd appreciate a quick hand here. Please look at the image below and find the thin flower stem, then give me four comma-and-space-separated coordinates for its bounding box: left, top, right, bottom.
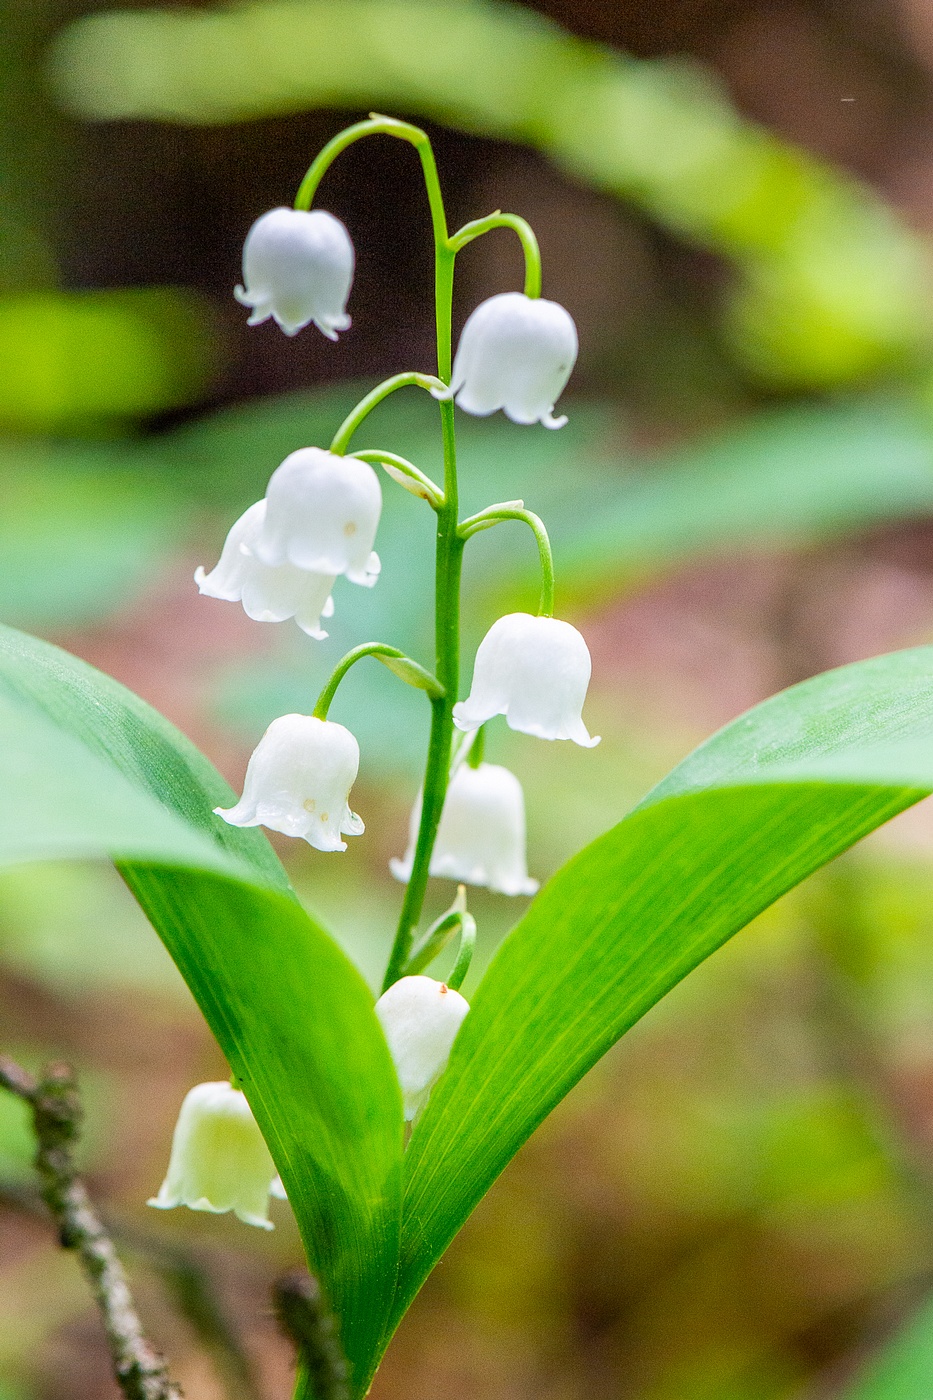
353, 450, 444, 508
449, 212, 542, 299
313, 643, 443, 720
467, 723, 485, 768
459, 506, 555, 616
329, 372, 446, 455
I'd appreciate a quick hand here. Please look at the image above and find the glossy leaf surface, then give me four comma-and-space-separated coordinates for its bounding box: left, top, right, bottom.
0, 624, 402, 1391
395, 647, 933, 1332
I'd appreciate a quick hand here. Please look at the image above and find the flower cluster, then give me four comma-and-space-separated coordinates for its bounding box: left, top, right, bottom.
151, 118, 600, 1227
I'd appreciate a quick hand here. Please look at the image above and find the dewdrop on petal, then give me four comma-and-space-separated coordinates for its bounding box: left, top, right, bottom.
216, 714, 364, 852
234, 207, 354, 339
195, 500, 336, 639
256, 447, 382, 586
148, 1082, 279, 1230
437, 291, 578, 429
375, 976, 470, 1121
391, 761, 538, 896
454, 613, 600, 747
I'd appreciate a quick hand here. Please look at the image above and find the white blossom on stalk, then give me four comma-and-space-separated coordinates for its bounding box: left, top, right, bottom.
255, 447, 382, 586
234, 207, 354, 339
195, 500, 336, 639
439, 291, 578, 428
215, 714, 364, 851
148, 1082, 280, 1230
375, 976, 470, 1121
391, 761, 538, 896
454, 612, 600, 747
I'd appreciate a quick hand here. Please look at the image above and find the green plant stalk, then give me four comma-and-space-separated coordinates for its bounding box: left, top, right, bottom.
329, 371, 445, 455
449, 212, 541, 298
313, 644, 443, 719
459, 506, 555, 616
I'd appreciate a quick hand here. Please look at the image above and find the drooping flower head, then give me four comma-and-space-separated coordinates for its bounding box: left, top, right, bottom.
215, 714, 364, 852
234, 207, 354, 339
454, 613, 600, 747
195, 500, 336, 639
255, 447, 382, 586
444, 291, 578, 429
148, 1081, 280, 1230
375, 975, 470, 1121
391, 761, 538, 896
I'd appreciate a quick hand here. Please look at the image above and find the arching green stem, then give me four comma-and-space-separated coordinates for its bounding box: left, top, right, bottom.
330, 373, 446, 455
459, 506, 555, 617
313, 644, 443, 720
353, 450, 444, 509
467, 724, 485, 769
449, 212, 542, 299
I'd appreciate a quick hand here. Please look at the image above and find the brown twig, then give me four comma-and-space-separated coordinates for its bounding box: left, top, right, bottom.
273, 1269, 350, 1400
0, 1053, 182, 1400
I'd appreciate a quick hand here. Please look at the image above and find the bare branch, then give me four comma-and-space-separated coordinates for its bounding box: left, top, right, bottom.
0, 1054, 182, 1400
273, 1269, 350, 1400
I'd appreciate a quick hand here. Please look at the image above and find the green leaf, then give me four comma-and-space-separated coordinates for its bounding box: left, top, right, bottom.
836, 1291, 933, 1399
0, 624, 402, 1392
392, 646, 933, 1337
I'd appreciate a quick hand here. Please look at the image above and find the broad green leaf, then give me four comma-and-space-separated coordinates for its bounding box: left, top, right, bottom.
0, 624, 402, 1390
392, 646, 933, 1337
837, 1291, 933, 1399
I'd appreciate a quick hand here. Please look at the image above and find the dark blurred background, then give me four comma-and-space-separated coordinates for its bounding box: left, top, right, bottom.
11, 0, 933, 1396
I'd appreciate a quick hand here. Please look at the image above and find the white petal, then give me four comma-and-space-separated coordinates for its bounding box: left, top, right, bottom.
148, 1082, 277, 1230
256, 448, 382, 582
456, 613, 599, 747
237, 207, 354, 340
375, 976, 470, 1120
451, 292, 577, 427
215, 714, 363, 852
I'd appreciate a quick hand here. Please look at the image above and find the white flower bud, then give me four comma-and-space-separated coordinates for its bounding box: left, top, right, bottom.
375, 976, 470, 1121
454, 613, 600, 747
148, 1081, 279, 1230
234, 207, 354, 339
255, 447, 382, 587
391, 761, 538, 897
444, 291, 577, 429
195, 500, 336, 638
215, 714, 364, 852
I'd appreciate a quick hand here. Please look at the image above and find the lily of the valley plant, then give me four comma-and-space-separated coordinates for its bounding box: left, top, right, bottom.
6, 114, 933, 1400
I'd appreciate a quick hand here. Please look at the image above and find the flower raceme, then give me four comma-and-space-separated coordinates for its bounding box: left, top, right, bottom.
234, 207, 354, 339
375, 976, 470, 1121
391, 761, 539, 897
437, 291, 578, 429
256, 447, 382, 586
454, 613, 600, 747
216, 714, 364, 852
195, 500, 337, 639
148, 1082, 281, 1230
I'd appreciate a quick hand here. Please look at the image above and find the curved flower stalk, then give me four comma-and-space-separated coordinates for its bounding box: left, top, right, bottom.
437, 291, 578, 428
391, 761, 538, 896
234, 207, 354, 338
148, 1082, 280, 1229
195, 500, 337, 638
216, 714, 364, 851
454, 613, 600, 747
256, 447, 382, 586
375, 975, 470, 1121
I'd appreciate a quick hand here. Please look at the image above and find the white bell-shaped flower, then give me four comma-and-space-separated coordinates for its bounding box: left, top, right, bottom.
234, 207, 354, 339
443, 291, 578, 429
391, 761, 538, 896
255, 447, 382, 587
195, 500, 336, 639
215, 714, 364, 851
375, 975, 470, 1121
148, 1081, 279, 1230
454, 613, 600, 747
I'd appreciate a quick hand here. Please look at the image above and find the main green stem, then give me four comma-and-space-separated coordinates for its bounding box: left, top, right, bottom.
383, 171, 462, 992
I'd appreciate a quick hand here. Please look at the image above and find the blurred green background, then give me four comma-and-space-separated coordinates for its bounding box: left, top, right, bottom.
10, 0, 933, 1395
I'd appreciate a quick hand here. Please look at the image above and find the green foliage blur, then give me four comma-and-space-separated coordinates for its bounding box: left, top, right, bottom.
6, 0, 933, 1396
